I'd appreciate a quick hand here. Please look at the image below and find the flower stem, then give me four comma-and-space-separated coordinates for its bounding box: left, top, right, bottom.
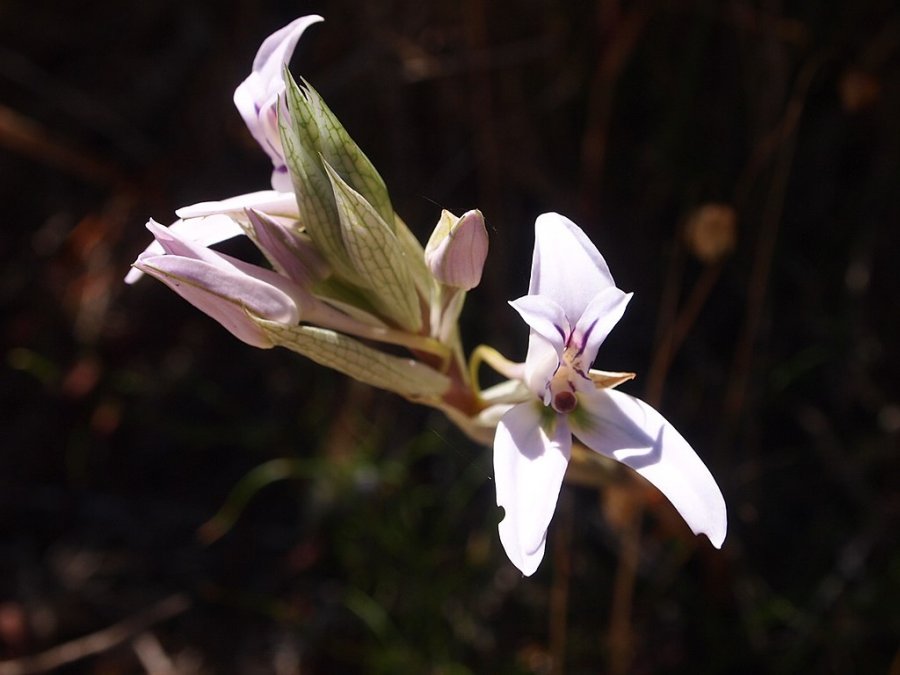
468, 344, 524, 395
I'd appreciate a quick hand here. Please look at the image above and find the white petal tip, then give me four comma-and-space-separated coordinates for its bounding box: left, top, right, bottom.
499, 523, 544, 577
706, 525, 727, 550
124, 266, 143, 284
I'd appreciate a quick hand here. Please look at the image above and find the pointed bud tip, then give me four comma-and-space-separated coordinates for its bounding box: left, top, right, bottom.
425, 209, 488, 290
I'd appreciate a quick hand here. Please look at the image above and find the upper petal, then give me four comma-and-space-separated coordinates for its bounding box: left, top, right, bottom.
494, 402, 573, 576
232, 15, 323, 123
570, 388, 727, 548
250, 15, 323, 83
529, 213, 618, 321
233, 16, 323, 175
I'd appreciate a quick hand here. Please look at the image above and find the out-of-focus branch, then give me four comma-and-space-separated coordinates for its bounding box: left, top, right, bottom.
0, 103, 120, 185
0, 595, 190, 675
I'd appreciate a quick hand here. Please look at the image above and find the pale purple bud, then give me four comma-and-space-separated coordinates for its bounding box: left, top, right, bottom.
245, 208, 329, 286
424, 209, 488, 290
133, 221, 309, 348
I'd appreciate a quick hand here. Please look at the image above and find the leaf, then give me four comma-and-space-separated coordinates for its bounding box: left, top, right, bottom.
324, 161, 423, 332
303, 80, 394, 228
279, 71, 360, 283
258, 320, 450, 400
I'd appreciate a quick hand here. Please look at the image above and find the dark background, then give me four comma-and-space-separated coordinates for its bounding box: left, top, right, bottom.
1, 1, 898, 673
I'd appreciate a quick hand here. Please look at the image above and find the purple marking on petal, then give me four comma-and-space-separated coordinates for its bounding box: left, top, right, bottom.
575, 319, 598, 358
573, 366, 590, 380
275, 165, 288, 174
554, 323, 567, 343
265, 138, 281, 156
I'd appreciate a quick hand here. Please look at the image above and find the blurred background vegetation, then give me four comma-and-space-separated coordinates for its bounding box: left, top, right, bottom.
1, 0, 899, 673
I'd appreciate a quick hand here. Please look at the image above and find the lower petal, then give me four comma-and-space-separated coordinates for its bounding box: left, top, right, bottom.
494, 402, 572, 575
571, 388, 727, 548
135, 255, 299, 348
125, 215, 245, 284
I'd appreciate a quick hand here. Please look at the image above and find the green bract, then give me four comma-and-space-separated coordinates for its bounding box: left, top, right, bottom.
257, 320, 450, 401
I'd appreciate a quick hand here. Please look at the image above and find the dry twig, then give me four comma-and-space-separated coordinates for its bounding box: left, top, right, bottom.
0, 595, 190, 675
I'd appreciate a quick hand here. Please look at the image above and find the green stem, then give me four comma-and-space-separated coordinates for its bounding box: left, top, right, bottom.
469, 344, 524, 396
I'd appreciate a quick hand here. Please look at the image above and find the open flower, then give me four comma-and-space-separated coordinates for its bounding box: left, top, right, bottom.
494, 213, 727, 576
233, 15, 323, 190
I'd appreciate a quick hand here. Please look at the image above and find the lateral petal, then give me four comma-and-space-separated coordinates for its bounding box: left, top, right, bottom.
571, 288, 632, 366
571, 388, 727, 548
509, 295, 569, 354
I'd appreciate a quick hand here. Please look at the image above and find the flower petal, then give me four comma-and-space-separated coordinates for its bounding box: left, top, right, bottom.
233, 16, 323, 187
494, 402, 572, 575
529, 213, 618, 321
571, 388, 727, 548
134, 254, 300, 348
245, 208, 327, 286
175, 190, 299, 220
509, 294, 570, 400
571, 288, 632, 366
250, 15, 323, 83
509, 294, 569, 354
124, 215, 244, 284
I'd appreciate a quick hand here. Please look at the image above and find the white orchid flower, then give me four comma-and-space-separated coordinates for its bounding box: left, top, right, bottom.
494, 212, 727, 576
233, 15, 323, 191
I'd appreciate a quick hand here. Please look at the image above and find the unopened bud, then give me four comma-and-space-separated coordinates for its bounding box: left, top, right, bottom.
425, 209, 488, 290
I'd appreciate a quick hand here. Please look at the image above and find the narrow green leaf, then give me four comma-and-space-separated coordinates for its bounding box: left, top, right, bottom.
198, 458, 316, 544
324, 162, 423, 332
258, 320, 450, 401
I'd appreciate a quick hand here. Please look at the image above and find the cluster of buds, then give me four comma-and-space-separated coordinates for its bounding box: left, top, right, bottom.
129, 16, 726, 576
128, 16, 500, 442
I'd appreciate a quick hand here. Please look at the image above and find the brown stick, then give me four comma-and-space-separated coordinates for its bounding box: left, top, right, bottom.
0, 104, 120, 185
0, 595, 191, 675
722, 55, 824, 431
549, 491, 573, 675
607, 495, 641, 675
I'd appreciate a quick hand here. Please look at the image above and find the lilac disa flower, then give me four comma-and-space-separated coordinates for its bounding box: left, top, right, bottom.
233, 15, 324, 191
132, 220, 310, 347
493, 212, 727, 576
